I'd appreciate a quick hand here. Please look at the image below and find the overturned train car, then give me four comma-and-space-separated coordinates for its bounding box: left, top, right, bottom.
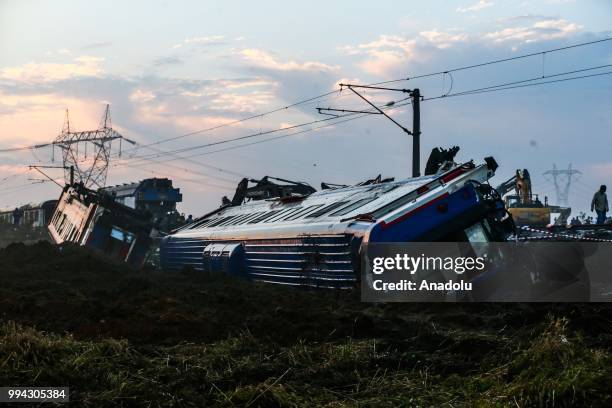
160, 158, 511, 288
48, 185, 153, 267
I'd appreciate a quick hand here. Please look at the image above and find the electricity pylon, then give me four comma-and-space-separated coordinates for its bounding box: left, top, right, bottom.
52, 104, 134, 188
543, 164, 581, 207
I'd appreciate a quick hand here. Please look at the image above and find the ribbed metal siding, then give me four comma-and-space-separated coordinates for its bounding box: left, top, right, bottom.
160, 234, 357, 288
244, 235, 356, 289
160, 237, 208, 272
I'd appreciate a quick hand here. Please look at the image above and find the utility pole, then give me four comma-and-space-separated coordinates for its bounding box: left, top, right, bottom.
318, 83, 422, 178
411, 88, 421, 177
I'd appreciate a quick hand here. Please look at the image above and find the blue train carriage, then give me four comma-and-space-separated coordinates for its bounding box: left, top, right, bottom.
160, 157, 512, 288
48, 185, 153, 268
102, 178, 184, 231
0, 200, 58, 227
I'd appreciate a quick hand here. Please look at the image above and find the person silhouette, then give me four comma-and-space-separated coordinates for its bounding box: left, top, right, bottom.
591, 185, 609, 225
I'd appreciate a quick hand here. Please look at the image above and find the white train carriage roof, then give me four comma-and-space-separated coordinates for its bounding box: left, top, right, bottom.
171, 159, 497, 241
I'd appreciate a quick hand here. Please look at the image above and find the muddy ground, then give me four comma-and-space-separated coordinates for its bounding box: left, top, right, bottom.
0, 241, 611, 407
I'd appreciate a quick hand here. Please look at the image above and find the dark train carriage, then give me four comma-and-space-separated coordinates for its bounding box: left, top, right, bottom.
0, 200, 57, 227
160, 157, 511, 288
102, 178, 183, 231
48, 185, 153, 268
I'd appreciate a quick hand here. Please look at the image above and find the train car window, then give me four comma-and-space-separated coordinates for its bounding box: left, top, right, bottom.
215, 215, 240, 227
54, 212, 60, 226
226, 213, 255, 226
188, 217, 213, 229
261, 208, 292, 222
237, 211, 267, 224
369, 191, 419, 219
329, 197, 379, 217
225, 211, 262, 226
57, 214, 67, 234
265, 207, 301, 222
284, 204, 325, 221
305, 201, 350, 218
465, 222, 489, 243
248, 210, 283, 224
280, 207, 311, 221
206, 216, 233, 228
264, 207, 301, 223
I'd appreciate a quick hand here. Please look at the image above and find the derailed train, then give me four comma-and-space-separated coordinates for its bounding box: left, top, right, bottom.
160, 157, 514, 288
0, 200, 57, 227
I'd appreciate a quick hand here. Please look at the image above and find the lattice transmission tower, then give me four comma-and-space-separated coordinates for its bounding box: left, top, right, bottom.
543, 164, 581, 207
52, 104, 134, 188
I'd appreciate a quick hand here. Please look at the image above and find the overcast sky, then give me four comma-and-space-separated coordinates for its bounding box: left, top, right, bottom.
1, 0, 611, 216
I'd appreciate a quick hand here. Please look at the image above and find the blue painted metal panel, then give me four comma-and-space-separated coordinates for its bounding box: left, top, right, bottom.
140, 189, 182, 202
368, 185, 481, 242
159, 234, 356, 288
160, 237, 207, 272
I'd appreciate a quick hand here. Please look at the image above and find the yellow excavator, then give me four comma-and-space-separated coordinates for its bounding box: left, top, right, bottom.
496, 169, 570, 226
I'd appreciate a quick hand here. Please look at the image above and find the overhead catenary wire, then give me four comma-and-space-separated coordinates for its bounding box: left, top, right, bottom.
0, 36, 610, 200
114, 38, 612, 167
439, 64, 611, 97
1, 36, 609, 156
0, 143, 53, 154
109, 36, 612, 161
7, 61, 605, 189
115, 96, 413, 167
116, 77, 414, 154
424, 69, 612, 101
114, 142, 249, 181
117, 63, 611, 166
111, 154, 242, 186
402, 36, 612, 81
112, 161, 236, 191
0, 181, 50, 196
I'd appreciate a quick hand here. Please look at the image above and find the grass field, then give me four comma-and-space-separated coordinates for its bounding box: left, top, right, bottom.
1, 241, 611, 407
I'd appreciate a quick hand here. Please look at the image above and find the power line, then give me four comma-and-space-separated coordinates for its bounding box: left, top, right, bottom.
0, 143, 53, 154
119, 64, 610, 165
116, 107, 385, 166
112, 156, 240, 186
118, 96, 412, 165
112, 161, 235, 190
1, 37, 609, 193
404, 36, 612, 81
26, 61, 604, 189
121, 143, 249, 179
123, 115, 345, 162
0, 181, 50, 195
440, 64, 611, 97
1, 67, 608, 196
2, 36, 609, 157
117, 38, 612, 166
424, 69, 612, 101
117, 77, 406, 154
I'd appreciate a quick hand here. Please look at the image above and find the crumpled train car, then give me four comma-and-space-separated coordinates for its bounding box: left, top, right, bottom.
160, 157, 510, 288
48, 185, 153, 268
